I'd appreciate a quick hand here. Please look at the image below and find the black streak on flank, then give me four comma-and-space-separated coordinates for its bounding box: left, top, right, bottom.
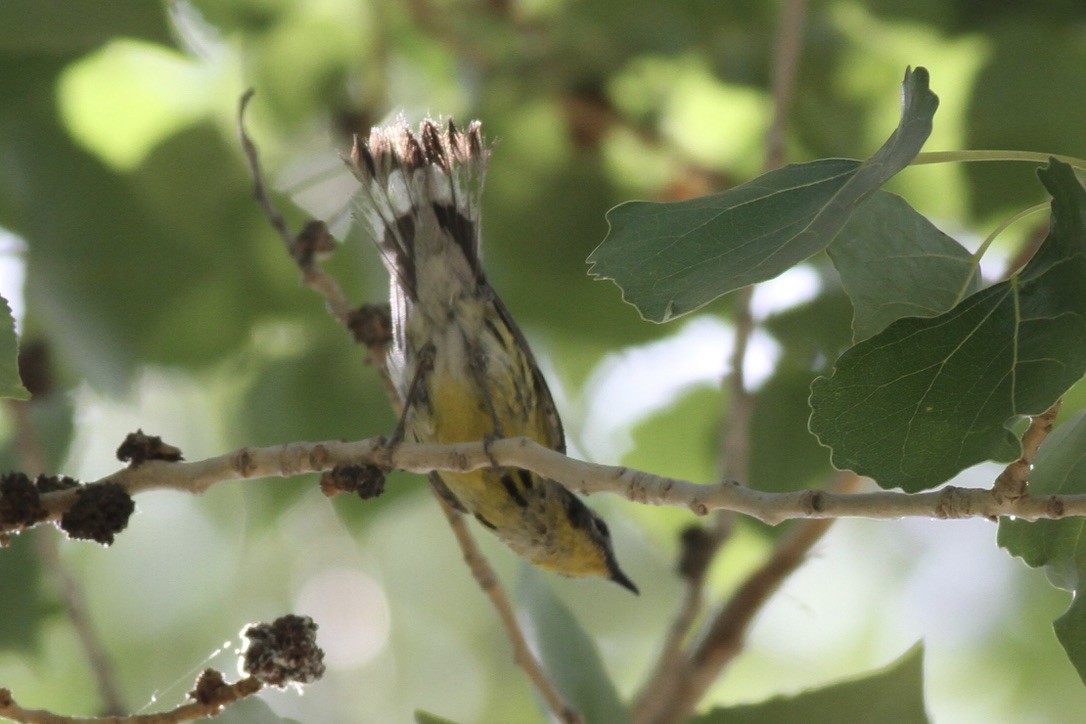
500, 472, 529, 507
560, 488, 593, 530
474, 512, 497, 530
516, 469, 534, 490
482, 315, 506, 347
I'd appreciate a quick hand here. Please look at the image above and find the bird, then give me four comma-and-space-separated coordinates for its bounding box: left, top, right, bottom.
345, 117, 637, 593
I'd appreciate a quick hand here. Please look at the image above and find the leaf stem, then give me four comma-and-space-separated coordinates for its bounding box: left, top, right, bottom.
913, 150, 1086, 170
955, 201, 1050, 303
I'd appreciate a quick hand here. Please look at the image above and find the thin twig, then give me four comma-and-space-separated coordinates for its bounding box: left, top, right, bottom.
236, 94, 577, 721
992, 399, 1062, 502
637, 4, 810, 720
0, 677, 261, 724
635, 110, 759, 724
763, 0, 808, 172
632, 521, 731, 714
718, 286, 755, 485
236, 91, 354, 326
648, 473, 858, 724
6, 400, 126, 716
237, 90, 293, 256
717, 0, 808, 486
435, 494, 581, 723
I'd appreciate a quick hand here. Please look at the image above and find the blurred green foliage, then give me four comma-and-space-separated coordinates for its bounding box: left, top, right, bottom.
691, 645, 926, 724
1, 1, 1086, 722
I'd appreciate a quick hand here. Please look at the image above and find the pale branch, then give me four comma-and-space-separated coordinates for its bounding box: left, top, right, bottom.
4, 432, 1081, 539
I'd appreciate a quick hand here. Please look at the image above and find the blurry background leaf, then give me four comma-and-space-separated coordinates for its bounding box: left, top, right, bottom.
965, 23, 1086, 219
999, 410, 1086, 684
0, 535, 50, 652
414, 712, 463, 724
0, 0, 171, 54
214, 696, 303, 724
517, 565, 629, 724
0, 295, 28, 399
690, 644, 927, 724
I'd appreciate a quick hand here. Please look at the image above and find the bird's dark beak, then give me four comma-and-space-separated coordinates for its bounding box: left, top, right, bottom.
609, 562, 639, 595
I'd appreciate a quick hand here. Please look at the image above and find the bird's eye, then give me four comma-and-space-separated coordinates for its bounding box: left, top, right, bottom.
593, 518, 610, 538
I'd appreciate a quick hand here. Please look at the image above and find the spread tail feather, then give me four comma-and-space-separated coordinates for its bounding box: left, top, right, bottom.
346, 118, 490, 300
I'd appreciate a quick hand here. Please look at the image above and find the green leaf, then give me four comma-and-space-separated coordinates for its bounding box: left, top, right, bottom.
414, 712, 463, 724
0, 534, 48, 652
0, 392, 75, 473
0, 0, 172, 54
690, 644, 927, 724
829, 191, 980, 341
589, 67, 938, 322
999, 409, 1086, 683
0, 295, 29, 400
625, 385, 721, 485
810, 160, 1086, 492
751, 369, 835, 492
516, 566, 629, 724
751, 286, 854, 493
965, 24, 1086, 218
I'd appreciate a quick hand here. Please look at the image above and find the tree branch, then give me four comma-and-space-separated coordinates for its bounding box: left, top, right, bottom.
0, 677, 260, 724
1, 609, 325, 723
4, 431, 1078, 540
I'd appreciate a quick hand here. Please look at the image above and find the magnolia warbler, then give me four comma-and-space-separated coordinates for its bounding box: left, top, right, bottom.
346, 119, 636, 593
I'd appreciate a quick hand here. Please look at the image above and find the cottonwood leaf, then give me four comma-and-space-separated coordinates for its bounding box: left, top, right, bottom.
589, 67, 938, 322
999, 410, 1086, 685
414, 712, 462, 724
830, 191, 980, 341
516, 566, 628, 724
810, 160, 1086, 492
0, 294, 28, 400
691, 644, 927, 724
0, 0, 170, 53
0, 536, 47, 652
752, 287, 854, 492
